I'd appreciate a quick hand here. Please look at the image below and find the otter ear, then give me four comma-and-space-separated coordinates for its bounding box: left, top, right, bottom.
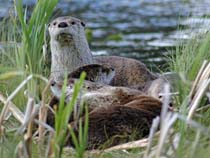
81, 21, 86, 27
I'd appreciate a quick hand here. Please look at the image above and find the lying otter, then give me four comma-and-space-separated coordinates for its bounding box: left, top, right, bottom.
47, 75, 162, 149
48, 16, 157, 88
67, 95, 162, 149
50, 64, 171, 102
50, 78, 144, 112
48, 80, 162, 149
48, 64, 168, 124
50, 64, 115, 98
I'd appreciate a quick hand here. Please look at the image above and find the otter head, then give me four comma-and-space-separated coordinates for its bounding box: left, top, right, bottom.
49, 16, 93, 81
50, 63, 115, 99
50, 79, 75, 99
68, 64, 115, 85
48, 16, 86, 45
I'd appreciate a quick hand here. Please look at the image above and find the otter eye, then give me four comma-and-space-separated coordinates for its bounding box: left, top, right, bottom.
53, 22, 57, 26
71, 21, 76, 25
81, 21, 85, 27
48, 23, 51, 27
102, 69, 106, 73
51, 81, 56, 86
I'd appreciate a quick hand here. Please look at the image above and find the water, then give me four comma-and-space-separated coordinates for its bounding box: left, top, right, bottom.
1, 0, 210, 70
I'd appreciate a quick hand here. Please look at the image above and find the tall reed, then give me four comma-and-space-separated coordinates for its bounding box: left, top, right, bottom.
14, 0, 58, 95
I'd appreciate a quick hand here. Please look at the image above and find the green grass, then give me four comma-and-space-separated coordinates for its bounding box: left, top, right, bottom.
106, 33, 123, 41
165, 32, 210, 158
15, 0, 58, 74
15, 0, 59, 96
168, 32, 210, 106
54, 72, 88, 158
169, 34, 210, 80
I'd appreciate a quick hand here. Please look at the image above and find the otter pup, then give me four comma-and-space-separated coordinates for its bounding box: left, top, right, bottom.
48, 16, 157, 88
67, 95, 162, 149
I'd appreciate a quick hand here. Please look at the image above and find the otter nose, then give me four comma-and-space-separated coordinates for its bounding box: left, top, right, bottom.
51, 81, 56, 86
58, 22, 68, 28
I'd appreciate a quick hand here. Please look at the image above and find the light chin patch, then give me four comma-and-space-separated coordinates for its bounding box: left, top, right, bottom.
50, 85, 62, 99
56, 33, 73, 43
100, 70, 115, 85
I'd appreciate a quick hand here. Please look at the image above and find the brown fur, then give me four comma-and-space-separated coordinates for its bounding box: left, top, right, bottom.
47, 80, 144, 126
68, 64, 114, 82
50, 78, 144, 113
94, 56, 157, 89
66, 95, 162, 149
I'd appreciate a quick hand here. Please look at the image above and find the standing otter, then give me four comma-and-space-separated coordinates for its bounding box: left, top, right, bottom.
48, 16, 157, 88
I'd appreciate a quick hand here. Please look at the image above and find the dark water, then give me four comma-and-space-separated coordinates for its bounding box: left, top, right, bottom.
1, 0, 210, 70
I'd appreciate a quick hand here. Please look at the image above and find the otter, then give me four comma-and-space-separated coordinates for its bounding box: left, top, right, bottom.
48, 63, 172, 125
48, 16, 157, 88
67, 95, 162, 149
47, 94, 162, 149
49, 64, 172, 105
50, 78, 144, 112
47, 84, 162, 149
50, 64, 115, 99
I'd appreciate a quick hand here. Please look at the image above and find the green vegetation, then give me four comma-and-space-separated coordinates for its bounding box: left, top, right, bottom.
169, 33, 210, 80
106, 33, 123, 41
168, 33, 210, 105
85, 29, 93, 43
54, 72, 88, 158
0, 0, 210, 158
